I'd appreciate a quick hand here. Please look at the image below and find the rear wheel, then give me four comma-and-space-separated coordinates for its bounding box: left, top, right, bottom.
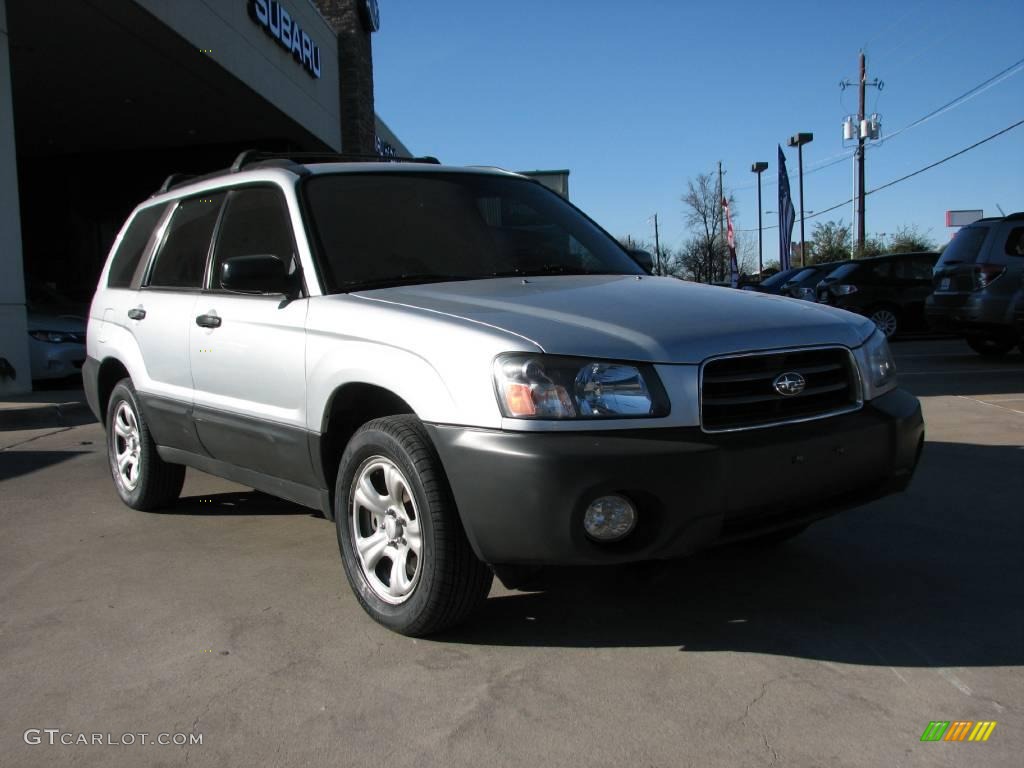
335, 415, 492, 636
106, 379, 185, 510
966, 335, 1016, 357
868, 306, 900, 338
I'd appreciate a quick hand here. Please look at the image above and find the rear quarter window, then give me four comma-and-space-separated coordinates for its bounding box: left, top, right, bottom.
106, 205, 166, 288
1004, 227, 1024, 257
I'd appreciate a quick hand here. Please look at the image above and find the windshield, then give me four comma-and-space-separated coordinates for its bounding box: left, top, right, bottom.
823, 262, 860, 282
301, 172, 643, 292
936, 226, 989, 266
760, 268, 800, 288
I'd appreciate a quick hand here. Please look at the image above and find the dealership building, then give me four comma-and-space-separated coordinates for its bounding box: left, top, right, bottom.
0, 0, 407, 394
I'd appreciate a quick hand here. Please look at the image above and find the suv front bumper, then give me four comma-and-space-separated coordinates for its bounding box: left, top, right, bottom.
427, 388, 923, 566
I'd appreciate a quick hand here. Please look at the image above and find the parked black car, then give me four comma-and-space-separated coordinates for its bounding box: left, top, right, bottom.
748, 267, 803, 294
781, 262, 851, 301
815, 252, 940, 337
926, 212, 1024, 356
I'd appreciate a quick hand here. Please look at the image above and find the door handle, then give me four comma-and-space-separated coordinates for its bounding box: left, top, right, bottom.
195, 313, 222, 328
127, 307, 146, 321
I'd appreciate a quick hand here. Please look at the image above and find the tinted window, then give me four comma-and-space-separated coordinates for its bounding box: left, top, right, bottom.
826, 262, 860, 281
760, 268, 801, 288
107, 205, 166, 288
212, 187, 297, 288
148, 194, 226, 288
302, 173, 641, 292
1004, 226, 1024, 257
910, 255, 938, 279
867, 261, 892, 280
936, 226, 989, 266
785, 268, 818, 284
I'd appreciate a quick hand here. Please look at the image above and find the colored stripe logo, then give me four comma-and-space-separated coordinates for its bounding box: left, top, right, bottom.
921, 721, 997, 742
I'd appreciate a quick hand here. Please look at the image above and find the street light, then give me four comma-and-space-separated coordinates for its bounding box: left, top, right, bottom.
751, 162, 768, 279
786, 132, 813, 267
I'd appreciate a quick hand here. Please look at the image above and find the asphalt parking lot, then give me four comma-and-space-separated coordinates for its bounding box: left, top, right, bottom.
1, 338, 1022, 768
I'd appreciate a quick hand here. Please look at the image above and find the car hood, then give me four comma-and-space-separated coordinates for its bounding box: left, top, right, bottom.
26, 311, 86, 332
355, 275, 876, 364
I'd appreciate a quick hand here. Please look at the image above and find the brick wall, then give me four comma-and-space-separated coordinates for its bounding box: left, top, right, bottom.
314, 0, 375, 155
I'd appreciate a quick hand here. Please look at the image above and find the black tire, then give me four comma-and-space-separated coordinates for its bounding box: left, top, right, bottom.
106, 379, 185, 510
335, 415, 492, 636
966, 335, 1016, 357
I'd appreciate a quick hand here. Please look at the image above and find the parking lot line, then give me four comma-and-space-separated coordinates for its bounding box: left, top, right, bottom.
956, 395, 1024, 416
900, 369, 1024, 376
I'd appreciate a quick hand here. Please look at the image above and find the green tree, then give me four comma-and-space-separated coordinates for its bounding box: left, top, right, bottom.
808, 220, 852, 264
888, 224, 936, 253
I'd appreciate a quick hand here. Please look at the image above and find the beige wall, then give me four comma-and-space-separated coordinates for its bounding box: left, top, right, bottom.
134, 0, 342, 150
0, 0, 30, 395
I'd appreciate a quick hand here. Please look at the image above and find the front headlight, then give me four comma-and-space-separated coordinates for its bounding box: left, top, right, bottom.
28, 330, 82, 344
860, 330, 897, 397
493, 353, 670, 419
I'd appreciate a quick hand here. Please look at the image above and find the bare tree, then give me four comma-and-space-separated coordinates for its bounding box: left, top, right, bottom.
681, 173, 735, 283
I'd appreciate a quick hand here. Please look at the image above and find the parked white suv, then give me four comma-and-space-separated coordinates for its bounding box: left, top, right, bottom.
85, 152, 924, 635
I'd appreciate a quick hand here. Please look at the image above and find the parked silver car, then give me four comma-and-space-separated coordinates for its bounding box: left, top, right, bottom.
926, 212, 1024, 355
25, 282, 87, 381
84, 152, 924, 635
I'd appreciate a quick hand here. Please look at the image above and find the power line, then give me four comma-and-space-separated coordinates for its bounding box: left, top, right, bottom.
735, 118, 1024, 233
880, 55, 1024, 144
731, 55, 1024, 195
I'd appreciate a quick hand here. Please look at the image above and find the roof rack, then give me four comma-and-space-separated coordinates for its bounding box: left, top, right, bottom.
152, 151, 443, 197
157, 173, 197, 194
230, 150, 441, 172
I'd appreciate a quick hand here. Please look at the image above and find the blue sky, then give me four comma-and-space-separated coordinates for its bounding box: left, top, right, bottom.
373, 0, 1024, 261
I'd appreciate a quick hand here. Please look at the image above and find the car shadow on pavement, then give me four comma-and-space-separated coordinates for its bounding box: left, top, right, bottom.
440, 440, 1024, 669
170, 491, 315, 516
0, 450, 89, 481
899, 349, 1024, 398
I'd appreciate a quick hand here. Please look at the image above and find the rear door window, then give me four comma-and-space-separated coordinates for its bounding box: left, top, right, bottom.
148, 193, 226, 289
107, 204, 167, 288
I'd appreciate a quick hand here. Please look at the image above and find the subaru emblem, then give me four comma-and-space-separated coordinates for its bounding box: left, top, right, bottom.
773, 372, 806, 396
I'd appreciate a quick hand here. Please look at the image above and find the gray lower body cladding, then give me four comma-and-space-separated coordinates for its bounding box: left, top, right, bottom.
427, 387, 924, 566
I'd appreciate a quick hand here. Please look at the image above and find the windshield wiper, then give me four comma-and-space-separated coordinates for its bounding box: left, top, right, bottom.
341, 274, 474, 292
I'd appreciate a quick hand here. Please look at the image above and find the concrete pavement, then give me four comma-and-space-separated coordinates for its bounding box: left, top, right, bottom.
1, 338, 1021, 767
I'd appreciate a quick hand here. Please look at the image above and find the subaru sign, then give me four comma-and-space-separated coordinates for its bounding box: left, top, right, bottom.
248, 0, 322, 79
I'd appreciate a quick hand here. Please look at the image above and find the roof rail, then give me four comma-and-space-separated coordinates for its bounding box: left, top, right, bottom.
230, 150, 441, 172
157, 173, 196, 194
1005, 211, 1024, 220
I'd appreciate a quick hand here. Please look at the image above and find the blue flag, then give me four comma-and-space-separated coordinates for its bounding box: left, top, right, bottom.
778, 145, 796, 271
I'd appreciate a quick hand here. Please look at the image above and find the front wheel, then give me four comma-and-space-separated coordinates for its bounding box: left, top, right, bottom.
966, 335, 1016, 357
335, 415, 492, 636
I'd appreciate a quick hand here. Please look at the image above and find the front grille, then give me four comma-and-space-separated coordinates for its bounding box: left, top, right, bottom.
701, 347, 860, 432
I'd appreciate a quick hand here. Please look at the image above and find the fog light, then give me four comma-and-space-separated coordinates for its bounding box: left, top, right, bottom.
583, 495, 637, 541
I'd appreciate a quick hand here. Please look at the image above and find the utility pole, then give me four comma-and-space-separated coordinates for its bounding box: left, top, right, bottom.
842, 52, 882, 255
857, 51, 866, 254
652, 213, 662, 276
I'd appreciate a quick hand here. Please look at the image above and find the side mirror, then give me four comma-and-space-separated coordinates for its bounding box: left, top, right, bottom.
220, 254, 290, 294
626, 249, 655, 275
